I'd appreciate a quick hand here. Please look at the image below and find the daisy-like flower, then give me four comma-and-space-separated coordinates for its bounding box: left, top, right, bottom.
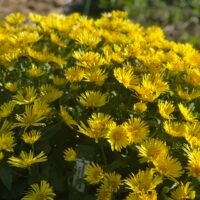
21, 180, 56, 200
64, 66, 84, 83
153, 154, 183, 179
124, 169, 163, 194
106, 123, 130, 151
113, 65, 138, 89
0, 101, 15, 118
133, 102, 147, 113
27, 64, 44, 78
178, 103, 197, 122
79, 91, 107, 108
8, 150, 47, 169
158, 100, 175, 119
78, 112, 113, 142
40, 84, 63, 103
176, 86, 200, 101
21, 130, 41, 144
84, 162, 104, 184
13, 86, 38, 105
64, 148, 77, 161
60, 106, 77, 127
96, 184, 112, 200
163, 121, 186, 137
5, 82, 17, 92
5, 12, 25, 25
137, 138, 169, 163
183, 145, 200, 178
101, 172, 122, 192
125, 191, 157, 200
84, 68, 108, 86
170, 182, 196, 200
124, 118, 149, 144
51, 75, 66, 86
0, 132, 15, 152
184, 122, 200, 146
183, 67, 200, 87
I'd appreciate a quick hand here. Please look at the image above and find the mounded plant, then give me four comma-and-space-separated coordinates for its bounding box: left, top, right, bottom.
0, 11, 199, 199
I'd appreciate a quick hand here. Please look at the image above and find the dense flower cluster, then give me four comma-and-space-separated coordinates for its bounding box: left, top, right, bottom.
0, 11, 199, 199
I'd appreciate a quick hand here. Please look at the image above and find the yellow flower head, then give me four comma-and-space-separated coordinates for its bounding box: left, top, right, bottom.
101, 172, 122, 192
0, 101, 15, 118
124, 118, 149, 144
124, 169, 163, 194
153, 154, 183, 179
22, 180, 56, 200
60, 106, 77, 127
106, 124, 130, 151
5, 82, 17, 92
51, 75, 66, 86
125, 191, 157, 200
137, 138, 169, 163
178, 103, 197, 122
64, 66, 84, 83
170, 182, 196, 200
158, 100, 175, 119
8, 150, 47, 169
6, 12, 25, 25
133, 102, 147, 113
176, 86, 200, 101
84, 162, 104, 184
114, 65, 138, 89
64, 148, 77, 161
79, 91, 107, 108
183, 145, 200, 178
27, 64, 44, 78
96, 184, 112, 200
78, 112, 113, 141
21, 130, 41, 144
163, 121, 186, 137
183, 67, 200, 87
0, 132, 15, 152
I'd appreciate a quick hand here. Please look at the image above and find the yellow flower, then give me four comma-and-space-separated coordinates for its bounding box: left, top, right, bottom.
125, 191, 157, 200
50, 33, 66, 48
84, 68, 108, 86
0, 132, 15, 152
133, 102, 147, 113
106, 123, 130, 151
15, 104, 46, 129
60, 106, 77, 127
176, 86, 200, 101
124, 169, 163, 194
158, 101, 175, 119
170, 182, 195, 200
153, 154, 183, 179
183, 67, 200, 87
8, 150, 47, 169
124, 118, 149, 144
184, 122, 200, 146
183, 145, 200, 178
5, 82, 17, 92
84, 162, 104, 184
79, 91, 107, 108
21, 180, 56, 200
64, 148, 77, 161
21, 130, 41, 144
0, 152, 4, 161
0, 101, 15, 118
178, 103, 197, 122
101, 172, 122, 192
51, 75, 66, 86
27, 64, 44, 78
78, 112, 113, 141
114, 65, 138, 89
96, 184, 112, 200
40, 84, 63, 103
13, 86, 38, 105
6, 12, 25, 24
137, 138, 169, 163
73, 50, 104, 68
64, 66, 84, 83
163, 121, 186, 137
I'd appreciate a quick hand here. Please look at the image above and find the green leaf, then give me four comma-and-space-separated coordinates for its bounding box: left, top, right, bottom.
0, 165, 12, 190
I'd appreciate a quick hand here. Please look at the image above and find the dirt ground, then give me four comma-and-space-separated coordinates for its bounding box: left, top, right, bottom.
0, 0, 71, 19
